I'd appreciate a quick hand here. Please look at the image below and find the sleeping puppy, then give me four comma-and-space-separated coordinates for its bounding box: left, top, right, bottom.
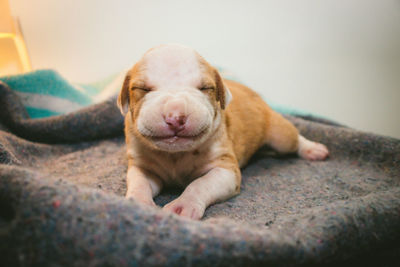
117, 44, 329, 220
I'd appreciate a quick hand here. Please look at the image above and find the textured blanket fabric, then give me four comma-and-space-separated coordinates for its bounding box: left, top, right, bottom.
0, 81, 399, 266
0, 70, 92, 118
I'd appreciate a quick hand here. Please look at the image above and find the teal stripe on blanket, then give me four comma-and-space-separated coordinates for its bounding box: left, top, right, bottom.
0, 70, 93, 119
25, 107, 62, 118
0, 70, 92, 105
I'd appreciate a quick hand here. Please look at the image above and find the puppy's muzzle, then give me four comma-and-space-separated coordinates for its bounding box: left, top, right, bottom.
164, 115, 187, 134
162, 97, 188, 135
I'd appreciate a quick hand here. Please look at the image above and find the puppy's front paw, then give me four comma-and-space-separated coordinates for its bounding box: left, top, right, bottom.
298, 136, 329, 161
163, 196, 206, 220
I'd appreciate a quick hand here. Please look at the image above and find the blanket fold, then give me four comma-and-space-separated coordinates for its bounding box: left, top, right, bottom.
0, 80, 399, 266
0, 81, 123, 143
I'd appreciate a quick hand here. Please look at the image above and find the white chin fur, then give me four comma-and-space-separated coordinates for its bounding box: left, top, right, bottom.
150, 128, 212, 152
152, 137, 202, 152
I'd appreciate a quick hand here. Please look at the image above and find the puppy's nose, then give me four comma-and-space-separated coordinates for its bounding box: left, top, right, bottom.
165, 114, 187, 133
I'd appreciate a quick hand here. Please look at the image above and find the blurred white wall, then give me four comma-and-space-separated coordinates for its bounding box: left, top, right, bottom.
9, 0, 400, 138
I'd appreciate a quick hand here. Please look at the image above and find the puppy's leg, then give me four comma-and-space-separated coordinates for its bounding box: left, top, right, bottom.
265, 111, 329, 160
125, 163, 163, 207
297, 135, 329, 160
163, 166, 240, 220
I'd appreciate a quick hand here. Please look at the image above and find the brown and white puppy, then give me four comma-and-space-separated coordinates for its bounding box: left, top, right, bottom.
117, 44, 329, 220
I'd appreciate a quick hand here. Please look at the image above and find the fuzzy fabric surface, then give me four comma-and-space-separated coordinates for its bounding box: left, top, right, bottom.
0, 81, 399, 266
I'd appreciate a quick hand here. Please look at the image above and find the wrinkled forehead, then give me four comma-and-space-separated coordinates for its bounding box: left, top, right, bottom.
140, 45, 208, 89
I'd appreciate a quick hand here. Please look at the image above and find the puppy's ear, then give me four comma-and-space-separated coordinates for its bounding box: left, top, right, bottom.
214, 69, 232, 109
117, 73, 131, 115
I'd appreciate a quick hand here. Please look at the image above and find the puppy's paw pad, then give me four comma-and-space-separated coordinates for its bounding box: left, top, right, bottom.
163, 197, 205, 220
298, 138, 329, 161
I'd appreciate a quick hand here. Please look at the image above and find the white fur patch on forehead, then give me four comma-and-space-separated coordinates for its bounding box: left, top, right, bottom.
143, 44, 202, 89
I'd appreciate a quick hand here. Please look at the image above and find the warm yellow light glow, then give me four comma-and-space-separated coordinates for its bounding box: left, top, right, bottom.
13, 35, 31, 72
0, 0, 32, 76
0, 32, 15, 38
0, 31, 32, 76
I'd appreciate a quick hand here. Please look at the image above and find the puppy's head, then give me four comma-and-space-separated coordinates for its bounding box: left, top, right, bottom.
118, 44, 232, 152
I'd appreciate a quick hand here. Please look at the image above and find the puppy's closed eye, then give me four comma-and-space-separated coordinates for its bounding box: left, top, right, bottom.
199, 86, 215, 91
132, 87, 152, 92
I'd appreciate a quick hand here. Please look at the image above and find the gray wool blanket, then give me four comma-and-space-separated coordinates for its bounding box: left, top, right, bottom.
0, 81, 399, 266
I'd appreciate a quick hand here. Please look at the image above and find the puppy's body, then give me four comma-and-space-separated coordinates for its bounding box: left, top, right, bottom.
119, 44, 329, 219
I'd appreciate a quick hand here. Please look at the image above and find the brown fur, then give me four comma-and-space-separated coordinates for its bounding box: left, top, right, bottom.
118, 44, 328, 220
223, 80, 299, 167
